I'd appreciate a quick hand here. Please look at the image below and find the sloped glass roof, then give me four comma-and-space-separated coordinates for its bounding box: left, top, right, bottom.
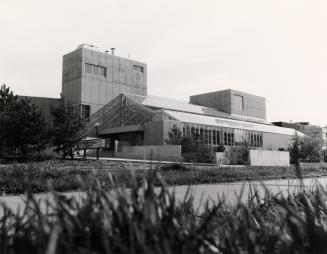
164, 110, 302, 136
124, 93, 270, 125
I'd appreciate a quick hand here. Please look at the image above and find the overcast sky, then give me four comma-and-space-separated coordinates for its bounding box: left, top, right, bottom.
1, 0, 326, 125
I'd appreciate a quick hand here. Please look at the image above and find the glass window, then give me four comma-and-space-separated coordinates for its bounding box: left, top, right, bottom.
208, 129, 212, 145
99, 66, 106, 77
85, 63, 92, 74
133, 65, 144, 73
250, 133, 254, 147
81, 104, 90, 122
217, 130, 221, 145
224, 132, 228, 145
204, 129, 208, 144
85, 63, 106, 77
213, 130, 217, 145
92, 65, 99, 75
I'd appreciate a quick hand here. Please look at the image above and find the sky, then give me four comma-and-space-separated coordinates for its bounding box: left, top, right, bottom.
1, 0, 327, 125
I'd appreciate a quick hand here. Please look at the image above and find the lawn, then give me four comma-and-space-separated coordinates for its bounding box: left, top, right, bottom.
0, 172, 327, 253
0, 159, 327, 194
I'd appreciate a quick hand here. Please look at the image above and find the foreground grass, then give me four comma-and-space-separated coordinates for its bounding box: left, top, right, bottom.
1, 159, 327, 194
1, 172, 327, 253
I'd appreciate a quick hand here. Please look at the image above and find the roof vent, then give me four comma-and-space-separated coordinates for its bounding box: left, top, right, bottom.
111, 48, 115, 55
77, 44, 97, 49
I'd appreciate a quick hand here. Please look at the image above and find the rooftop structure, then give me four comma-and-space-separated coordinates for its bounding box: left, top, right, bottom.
62, 44, 147, 117
190, 89, 266, 120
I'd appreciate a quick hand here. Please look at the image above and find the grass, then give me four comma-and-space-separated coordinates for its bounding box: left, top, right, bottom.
1, 160, 327, 194
1, 171, 327, 253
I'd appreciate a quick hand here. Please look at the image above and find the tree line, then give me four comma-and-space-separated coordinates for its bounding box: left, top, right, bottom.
0, 84, 85, 161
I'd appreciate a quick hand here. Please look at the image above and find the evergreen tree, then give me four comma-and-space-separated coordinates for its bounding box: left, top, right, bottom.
51, 100, 86, 158
0, 84, 18, 157
6, 98, 49, 156
0, 85, 50, 158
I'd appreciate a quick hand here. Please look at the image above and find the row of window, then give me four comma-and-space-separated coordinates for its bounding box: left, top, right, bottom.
85, 63, 106, 77
182, 124, 263, 148
85, 63, 144, 77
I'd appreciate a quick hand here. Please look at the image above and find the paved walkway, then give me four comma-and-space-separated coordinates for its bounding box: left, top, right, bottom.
0, 176, 326, 215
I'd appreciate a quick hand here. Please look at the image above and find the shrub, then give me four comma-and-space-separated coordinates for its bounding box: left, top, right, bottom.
183, 147, 213, 163
289, 134, 323, 163
227, 146, 249, 165
214, 144, 225, 152
160, 163, 190, 172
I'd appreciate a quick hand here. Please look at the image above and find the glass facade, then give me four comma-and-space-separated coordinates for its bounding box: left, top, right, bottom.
182, 123, 263, 148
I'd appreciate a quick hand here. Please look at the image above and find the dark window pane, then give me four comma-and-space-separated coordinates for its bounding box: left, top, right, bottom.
85, 63, 92, 74
81, 104, 90, 122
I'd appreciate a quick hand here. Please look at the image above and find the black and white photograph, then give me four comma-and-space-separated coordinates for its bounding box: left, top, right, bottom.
1, 0, 327, 253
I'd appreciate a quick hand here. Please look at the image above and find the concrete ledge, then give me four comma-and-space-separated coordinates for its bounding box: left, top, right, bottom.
116, 145, 182, 161
249, 150, 290, 166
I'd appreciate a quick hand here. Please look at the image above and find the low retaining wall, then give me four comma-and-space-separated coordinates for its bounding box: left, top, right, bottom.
116, 145, 181, 161
249, 150, 290, 166
298, 162, 327, 169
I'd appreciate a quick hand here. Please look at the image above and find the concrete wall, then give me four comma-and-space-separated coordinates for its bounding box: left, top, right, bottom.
249, 150, 290, 166
190, 89, 266, 120
190, 90, 231, 114
117, 145, 181, 161
230, 90, 266, 120
61, 48, 83, 104
144, 121, 164, 145
62, 46, 147, 115
215, 152, 227, 165
262, 132, 292, 151
144, 120, 183, 146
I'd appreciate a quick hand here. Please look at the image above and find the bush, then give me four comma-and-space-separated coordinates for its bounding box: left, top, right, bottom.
227, 146, 249, 165
160, 163, 190, 172
181, 136, 198, 153
214, 144, 225, 152
183, 147, 213, 163
289, 134, 323, 163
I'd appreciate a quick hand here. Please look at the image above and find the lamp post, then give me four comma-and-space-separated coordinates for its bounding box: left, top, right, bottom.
94, 122, 101, 159
94, 122, 100, 137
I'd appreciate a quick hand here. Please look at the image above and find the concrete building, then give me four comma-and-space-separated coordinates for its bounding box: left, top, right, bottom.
89, 92, 300, 152
21, 44, 302, 154
62, 44, 147, 118
190, 89, 266, 120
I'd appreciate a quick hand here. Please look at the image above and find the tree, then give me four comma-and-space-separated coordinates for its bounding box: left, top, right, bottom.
165, 124, 183, 145
51, 100, 86, 158
0, 84, 17, 157
301, 135, 323, 162
289, 134, 323, 163
0, 85, 50, 158
6, 98, 49, 156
